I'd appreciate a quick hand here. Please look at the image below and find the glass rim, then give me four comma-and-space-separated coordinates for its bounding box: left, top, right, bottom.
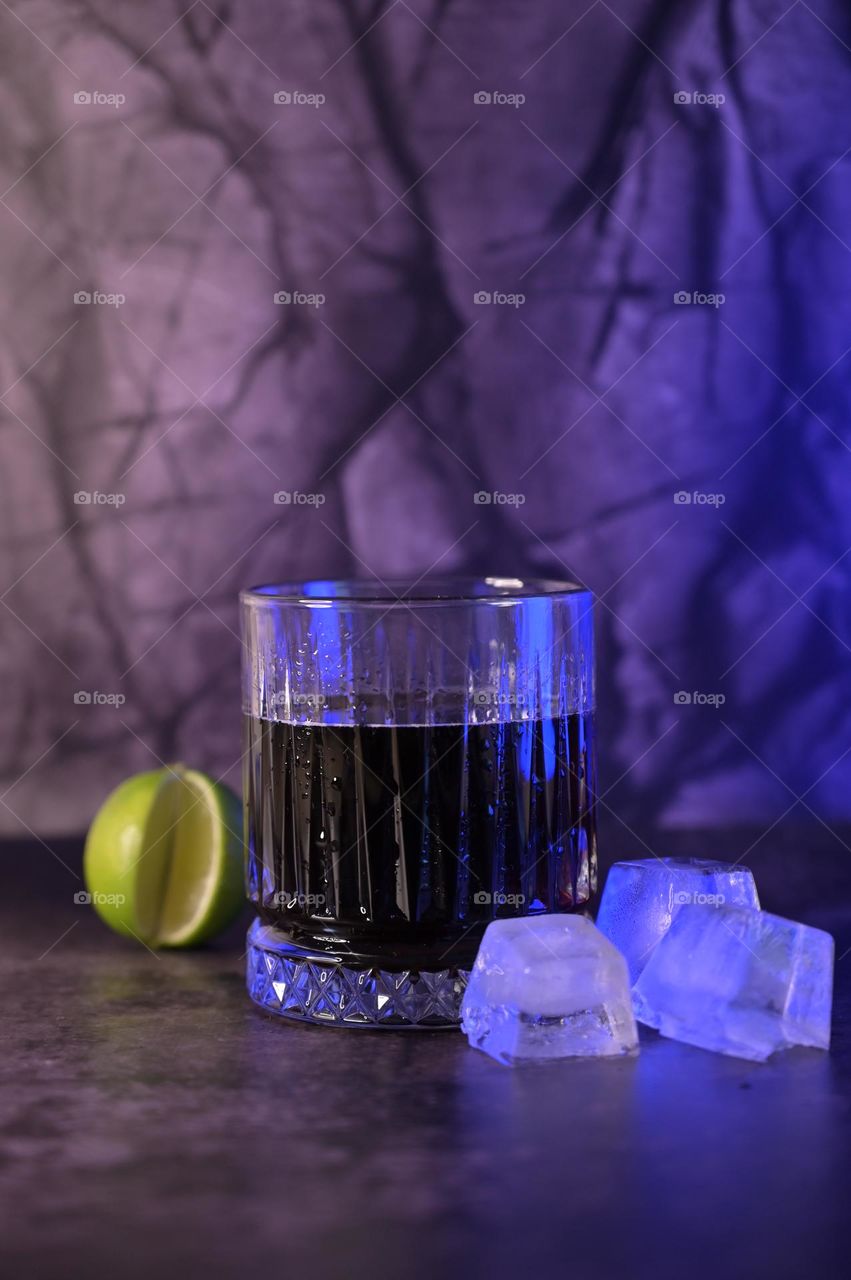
240, 575, 590, 608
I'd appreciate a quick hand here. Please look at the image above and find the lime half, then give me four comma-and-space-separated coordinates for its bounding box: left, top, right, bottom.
83, 766, 244, 947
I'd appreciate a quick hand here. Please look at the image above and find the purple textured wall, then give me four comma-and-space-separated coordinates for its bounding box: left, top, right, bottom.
1, 0, 850, 836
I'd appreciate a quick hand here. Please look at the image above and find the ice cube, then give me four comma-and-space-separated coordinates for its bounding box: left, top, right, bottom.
460, 915, 638, 1065
595, 857, 760, 983
633, 904, 833, 1061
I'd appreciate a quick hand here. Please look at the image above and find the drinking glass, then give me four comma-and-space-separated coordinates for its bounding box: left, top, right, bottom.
241, 577, 596, 1028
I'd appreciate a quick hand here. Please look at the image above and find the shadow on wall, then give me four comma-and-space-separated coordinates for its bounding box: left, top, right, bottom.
1, 0, 850, 834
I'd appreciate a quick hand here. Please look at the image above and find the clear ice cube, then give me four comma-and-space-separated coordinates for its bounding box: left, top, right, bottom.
595, 857, 760, 984
460, 915, 638, 1065
632, 904, 833, 1061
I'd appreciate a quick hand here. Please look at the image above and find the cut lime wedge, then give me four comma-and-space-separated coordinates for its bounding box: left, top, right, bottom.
83, 765, 244, 947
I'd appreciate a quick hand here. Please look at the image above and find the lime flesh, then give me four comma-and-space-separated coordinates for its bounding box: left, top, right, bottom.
83, 766, 244, 947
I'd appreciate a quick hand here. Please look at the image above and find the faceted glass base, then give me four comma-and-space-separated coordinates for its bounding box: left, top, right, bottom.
246, 920, 469, 1029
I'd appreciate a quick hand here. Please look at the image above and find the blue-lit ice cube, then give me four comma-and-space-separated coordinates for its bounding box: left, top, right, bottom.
596, 858, 760, 983
460, 915, 638, 1065
633, 904, 833, 1061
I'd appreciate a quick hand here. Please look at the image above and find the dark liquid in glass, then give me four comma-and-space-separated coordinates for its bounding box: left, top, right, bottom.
244, 713, 596, 971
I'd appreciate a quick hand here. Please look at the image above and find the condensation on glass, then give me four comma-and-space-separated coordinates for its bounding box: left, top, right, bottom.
241, 577, 596, 1028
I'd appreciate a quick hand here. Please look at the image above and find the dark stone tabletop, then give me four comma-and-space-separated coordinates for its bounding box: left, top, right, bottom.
3, 829, 851, 1280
